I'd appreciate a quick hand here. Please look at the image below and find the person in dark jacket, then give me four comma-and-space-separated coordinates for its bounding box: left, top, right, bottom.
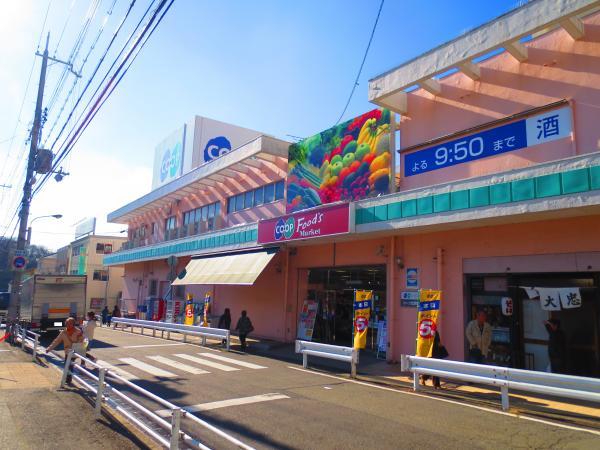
545, 318, 567, 374
421, 331, 448, 389
235, 310, 254, 351
101, 306, 109, 326
111, 305, 121, 328
218, 308, 231, 346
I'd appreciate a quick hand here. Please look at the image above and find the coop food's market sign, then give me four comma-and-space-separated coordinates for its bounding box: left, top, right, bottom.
404, 106, 572, 177
257, 203, 352, 245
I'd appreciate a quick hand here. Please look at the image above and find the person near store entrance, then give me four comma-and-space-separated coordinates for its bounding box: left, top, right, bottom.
466, 310, 492, 364
235, 310, 254, 351
544, 318, 567, 374
421, 331, 449, 389
218, 308, 232, 346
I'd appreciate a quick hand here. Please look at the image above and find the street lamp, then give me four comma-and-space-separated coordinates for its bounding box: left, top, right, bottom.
27, 214, 63, 246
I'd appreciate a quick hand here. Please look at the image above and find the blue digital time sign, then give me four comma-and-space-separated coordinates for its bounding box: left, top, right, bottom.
404, 106, 572, 177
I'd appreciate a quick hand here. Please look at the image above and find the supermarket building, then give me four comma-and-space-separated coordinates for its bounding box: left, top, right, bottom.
106, 0, 600, 377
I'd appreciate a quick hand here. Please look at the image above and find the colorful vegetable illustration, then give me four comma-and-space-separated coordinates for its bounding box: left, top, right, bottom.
287, 108, 392, 213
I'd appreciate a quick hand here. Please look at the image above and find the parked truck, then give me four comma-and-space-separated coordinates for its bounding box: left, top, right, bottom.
19, 275, 87, 333
0, 292, 9, 326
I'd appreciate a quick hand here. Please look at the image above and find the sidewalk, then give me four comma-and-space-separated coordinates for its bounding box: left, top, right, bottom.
0, 341, 157, 450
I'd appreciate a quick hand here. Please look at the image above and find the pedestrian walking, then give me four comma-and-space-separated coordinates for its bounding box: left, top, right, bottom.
111, 304, 121, 328
83, 311, 97, 349
101, 306, 109, 326
45, 317, 84, 384
544, 318, 567, 374
421, 331, 449, 389
465, 310, 492, 364
218, 308, 231, 346
235, 310, 254, 352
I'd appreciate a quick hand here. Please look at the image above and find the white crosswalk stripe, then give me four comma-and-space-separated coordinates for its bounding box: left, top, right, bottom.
119, 357, 177, 378
198, 352, 267, 369
174, 354, 240, 372
155, 393, 290, 417
97, 359, 139, 381
147, 355, 210, 375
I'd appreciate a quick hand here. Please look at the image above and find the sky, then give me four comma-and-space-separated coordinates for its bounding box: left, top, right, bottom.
0, 0, 522, 251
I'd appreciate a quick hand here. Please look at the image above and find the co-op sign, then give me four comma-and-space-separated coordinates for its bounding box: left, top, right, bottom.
257, 203, 353, 245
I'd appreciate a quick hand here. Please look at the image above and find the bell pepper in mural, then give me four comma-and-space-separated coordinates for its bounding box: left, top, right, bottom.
286, 108, 392, 213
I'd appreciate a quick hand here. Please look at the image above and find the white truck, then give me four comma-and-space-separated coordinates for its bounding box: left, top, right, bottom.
20, 275, 87, 333
0, 292, 9, 326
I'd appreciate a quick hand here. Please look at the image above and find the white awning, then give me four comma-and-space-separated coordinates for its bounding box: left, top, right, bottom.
172, 249, 276, 286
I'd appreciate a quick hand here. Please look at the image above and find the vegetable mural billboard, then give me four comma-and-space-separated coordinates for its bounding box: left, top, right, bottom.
286, 108, 392, 213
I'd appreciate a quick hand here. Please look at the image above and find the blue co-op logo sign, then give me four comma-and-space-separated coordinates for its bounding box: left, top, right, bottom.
160, 142, 182, 182
204, 136, 232, 162
274, 217, 295, 240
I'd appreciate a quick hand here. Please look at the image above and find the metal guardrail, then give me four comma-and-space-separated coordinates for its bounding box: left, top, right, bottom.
5, 322, 253, 449
112, 318, 231, 351
295, 340, 359, 378
401, 354, 600, 411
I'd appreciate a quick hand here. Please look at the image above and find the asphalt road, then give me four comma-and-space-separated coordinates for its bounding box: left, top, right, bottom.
41, 327, 600, 449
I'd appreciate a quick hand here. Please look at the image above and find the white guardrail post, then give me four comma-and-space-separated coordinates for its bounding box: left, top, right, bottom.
21, 327, 26, 350
95, 368, 106, 419
401, 354, 600, 412
32, 335, 38, 361
170, 408, 182, 450
60, 350, 74, 388
296, 340, 358, 378
112, 318, 232, 351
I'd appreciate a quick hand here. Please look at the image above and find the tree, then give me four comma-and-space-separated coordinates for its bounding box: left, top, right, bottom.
0, 238, 53, 291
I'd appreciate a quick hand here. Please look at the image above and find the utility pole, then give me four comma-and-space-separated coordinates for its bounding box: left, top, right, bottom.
7, 34, 51, 321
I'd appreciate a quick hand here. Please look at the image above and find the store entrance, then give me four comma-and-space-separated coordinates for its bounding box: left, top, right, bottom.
303, 265, 386, 350
467, 273, 600, 377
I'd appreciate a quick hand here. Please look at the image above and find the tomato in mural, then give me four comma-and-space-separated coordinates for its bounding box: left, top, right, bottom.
286, 108, 392, 213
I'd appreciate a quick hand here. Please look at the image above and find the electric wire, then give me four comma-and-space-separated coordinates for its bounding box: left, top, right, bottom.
32, 0, 172, 198
334, 0, 385, 125
44, 0, 119, 146
43, 0, 143, 158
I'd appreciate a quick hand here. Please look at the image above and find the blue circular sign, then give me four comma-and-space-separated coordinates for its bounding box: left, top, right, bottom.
13, 256, 26, 269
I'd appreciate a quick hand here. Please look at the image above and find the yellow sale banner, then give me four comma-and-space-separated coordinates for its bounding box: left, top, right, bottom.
184, 293, 195, 326
353, 290, 373, 349
415, 289, 441, 357
203, 291, 212, 327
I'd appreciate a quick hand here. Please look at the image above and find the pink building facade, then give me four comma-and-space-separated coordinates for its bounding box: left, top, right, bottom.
106, 2, 600, 377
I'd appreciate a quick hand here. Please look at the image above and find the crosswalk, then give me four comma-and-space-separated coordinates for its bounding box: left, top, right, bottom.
97, 352, 266, 381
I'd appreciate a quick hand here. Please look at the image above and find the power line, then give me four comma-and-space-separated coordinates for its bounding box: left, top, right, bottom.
50, 0, 174, 172
334, 0, 385, 125
43, 0, 119, 146
43, 0, 144, 156
33, 0, 173, 198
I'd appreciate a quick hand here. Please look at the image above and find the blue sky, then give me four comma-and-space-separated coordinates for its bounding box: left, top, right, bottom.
0, 0, 519, 249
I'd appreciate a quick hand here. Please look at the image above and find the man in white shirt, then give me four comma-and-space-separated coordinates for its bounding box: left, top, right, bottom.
83, 311, 97, 349
466, 310, 492, 364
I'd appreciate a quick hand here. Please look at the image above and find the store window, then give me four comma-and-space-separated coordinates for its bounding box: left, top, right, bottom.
148, 279, 158, 296
300, 266, 387, 350
226, 180, 285, 213
466, 273, 599, 377
182, 201, 221, 231
93, 270, 109, 281
165, 216, 177, 231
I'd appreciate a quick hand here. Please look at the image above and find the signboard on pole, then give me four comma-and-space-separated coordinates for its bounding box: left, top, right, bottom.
353, 290, 373, 349
74, 217, 96, 239
415, 289, 442, 357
